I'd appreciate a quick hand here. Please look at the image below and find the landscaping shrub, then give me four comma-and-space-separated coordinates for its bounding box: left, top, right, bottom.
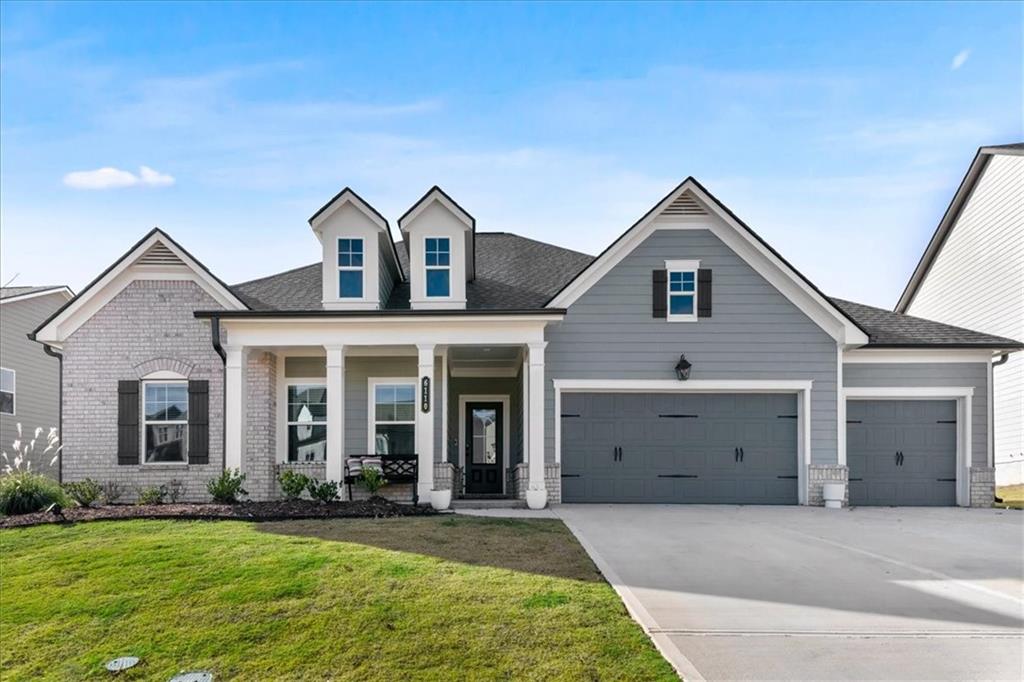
306, 478, 339, 503
63, 478, 102, 508
137, 485, 167, 505
360, 468, 386, 496
0, 470, 69, 515
166, 479, 185, 503
207, 469, 248, 504
278, 470, 311, 500
100, 481, 125, 504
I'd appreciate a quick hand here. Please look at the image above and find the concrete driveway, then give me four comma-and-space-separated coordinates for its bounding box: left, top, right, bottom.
554, 505, 1024, 681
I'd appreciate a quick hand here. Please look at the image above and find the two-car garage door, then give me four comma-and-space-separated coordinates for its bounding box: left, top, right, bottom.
561, 393, 799, 504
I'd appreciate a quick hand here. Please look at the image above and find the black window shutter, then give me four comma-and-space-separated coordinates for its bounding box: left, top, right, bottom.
652, 269, 667, 318
697, 269, 713, 318
188, 380, 210, 464
117, 380, 140, 465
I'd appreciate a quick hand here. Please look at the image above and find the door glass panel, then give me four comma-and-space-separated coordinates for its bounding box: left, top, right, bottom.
471, 408, 497, 464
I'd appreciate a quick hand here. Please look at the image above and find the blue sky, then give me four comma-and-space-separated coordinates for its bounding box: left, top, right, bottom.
1, 1, 1020, 307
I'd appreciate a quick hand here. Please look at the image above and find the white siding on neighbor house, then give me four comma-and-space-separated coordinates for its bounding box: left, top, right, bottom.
906, 154, 1024, 484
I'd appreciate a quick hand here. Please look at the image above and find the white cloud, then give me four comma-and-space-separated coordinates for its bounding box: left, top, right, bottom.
63, 165, 175, 190
951, 49, 971, 70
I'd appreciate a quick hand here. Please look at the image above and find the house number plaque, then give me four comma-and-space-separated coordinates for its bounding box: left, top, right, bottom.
421, 377, 431, 413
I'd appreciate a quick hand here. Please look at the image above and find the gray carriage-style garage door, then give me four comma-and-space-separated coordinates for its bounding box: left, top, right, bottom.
846, 400, 957, 506
560, 393, 799, 504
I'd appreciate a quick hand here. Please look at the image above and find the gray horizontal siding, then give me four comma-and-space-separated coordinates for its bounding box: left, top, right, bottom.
843, 362, 989, 468
546, 228, 839, 465
0, 293, 70, 478
343, 356, 442, 459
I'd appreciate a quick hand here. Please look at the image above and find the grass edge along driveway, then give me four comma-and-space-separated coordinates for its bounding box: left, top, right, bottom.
1, 516, 677, 681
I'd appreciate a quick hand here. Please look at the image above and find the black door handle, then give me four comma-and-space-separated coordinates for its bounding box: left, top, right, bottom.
740, 447, 745, 462
734, 447, 739, 462
895, 452, 900, 466
619, 447, 624, 461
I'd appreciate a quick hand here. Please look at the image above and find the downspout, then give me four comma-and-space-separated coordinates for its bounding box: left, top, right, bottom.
41, 344, 63, 484
991, 353, 1009, 502
208, 315, 227, 471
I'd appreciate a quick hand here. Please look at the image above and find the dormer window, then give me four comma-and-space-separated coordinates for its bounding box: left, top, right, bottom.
337, 238, 364, 299
425, 237, 451, 298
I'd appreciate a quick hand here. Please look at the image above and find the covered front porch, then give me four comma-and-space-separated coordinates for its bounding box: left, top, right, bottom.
210, 312, 557, 507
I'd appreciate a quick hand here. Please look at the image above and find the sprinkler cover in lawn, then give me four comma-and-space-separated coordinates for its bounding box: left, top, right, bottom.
169, 672, 213, 682
105, 656, 139, 672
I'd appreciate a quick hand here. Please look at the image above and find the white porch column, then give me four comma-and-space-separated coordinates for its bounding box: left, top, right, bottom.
325, 346, 345, 484
416, 343, 436, 499
224, 345, 247, 473
527, 342, 547, 507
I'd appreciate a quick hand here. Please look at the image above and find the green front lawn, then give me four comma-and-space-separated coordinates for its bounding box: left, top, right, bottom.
1, 516, 676, 681
996, 484, 1024, 510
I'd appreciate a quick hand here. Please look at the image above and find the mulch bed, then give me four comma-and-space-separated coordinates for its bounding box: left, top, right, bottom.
0, 497, 436, 529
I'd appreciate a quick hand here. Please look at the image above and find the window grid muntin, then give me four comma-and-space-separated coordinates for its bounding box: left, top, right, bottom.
337, 237, 364, 298
142, 380, 188, 464
286, 382, 327, 462
425, 237, 451, 297
667, 269, 697, 320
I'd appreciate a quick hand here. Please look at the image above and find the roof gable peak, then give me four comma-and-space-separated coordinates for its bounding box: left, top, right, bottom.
308, 187, 389, 233
398, 185, 475, 231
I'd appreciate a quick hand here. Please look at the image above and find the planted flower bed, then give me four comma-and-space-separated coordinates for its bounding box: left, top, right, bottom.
0, 497, 435, 529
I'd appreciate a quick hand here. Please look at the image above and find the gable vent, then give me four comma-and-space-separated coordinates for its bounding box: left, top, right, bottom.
137, 242, 184, 266
661, 193, 707, 217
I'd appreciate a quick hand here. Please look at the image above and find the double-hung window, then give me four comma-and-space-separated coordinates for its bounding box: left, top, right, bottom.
287, 384, 327, 462
666, 261, 698, 321
143, 381, 188, 463
424, 237, 451, 297
337, 238, 364, 298
371, 381, 416, 455
0, 368, 14, 415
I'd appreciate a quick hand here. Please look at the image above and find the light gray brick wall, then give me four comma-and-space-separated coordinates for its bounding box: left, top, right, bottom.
512, 462, 561, 504
970, 466, 995, 507
62, 280, 225, 502
807, 464, 849, 506
244, 351, 277, 501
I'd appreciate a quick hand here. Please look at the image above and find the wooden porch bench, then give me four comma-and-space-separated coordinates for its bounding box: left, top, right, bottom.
343, 454, 419, 505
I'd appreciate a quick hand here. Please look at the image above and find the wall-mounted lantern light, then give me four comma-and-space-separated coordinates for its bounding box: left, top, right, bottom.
674, 354, 692, 381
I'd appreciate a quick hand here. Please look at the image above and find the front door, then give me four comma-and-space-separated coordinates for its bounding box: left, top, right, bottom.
465, 402, 504, 494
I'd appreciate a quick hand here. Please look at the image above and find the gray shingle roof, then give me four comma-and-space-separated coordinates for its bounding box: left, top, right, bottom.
0, 285, 68, 300
229, 234, 1019, 349
231, 233, 594, 312
830, 298, 1023, 348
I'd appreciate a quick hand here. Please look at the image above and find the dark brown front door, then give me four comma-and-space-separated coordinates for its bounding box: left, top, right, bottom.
465, 402, 503, 494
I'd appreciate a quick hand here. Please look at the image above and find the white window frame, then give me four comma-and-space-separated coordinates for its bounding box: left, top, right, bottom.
665, 259, 700, 322
367, 377, 417, 454
337, 237, 365, 299
141, 378, 188, 465
424, 236, 452, 299
285, 379, 328, 463
0, 367, 14, 416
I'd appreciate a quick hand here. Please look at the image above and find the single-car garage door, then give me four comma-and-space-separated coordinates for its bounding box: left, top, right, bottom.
560, 393, 798, 504
846, 400, 957, 506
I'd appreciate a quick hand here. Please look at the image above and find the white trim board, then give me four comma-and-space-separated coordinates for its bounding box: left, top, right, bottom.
33, 230, 247, 345
553, 378, 814, 505
457, 394, 512, 494
842, 386, 974, 506
843, 349, 995, 364
546, 179, 869, 347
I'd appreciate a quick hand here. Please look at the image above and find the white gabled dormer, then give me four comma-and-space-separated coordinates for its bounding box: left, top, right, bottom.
308, 188, 403, 310
398, 186, 475, 310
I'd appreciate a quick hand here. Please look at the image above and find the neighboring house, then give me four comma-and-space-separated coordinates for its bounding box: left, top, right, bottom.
31, 180, 1022, 507
1, 285, 74, 477
896, 143, 1024, 487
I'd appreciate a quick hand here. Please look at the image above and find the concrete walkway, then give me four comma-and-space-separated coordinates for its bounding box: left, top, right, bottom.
553, 505, 1024, 681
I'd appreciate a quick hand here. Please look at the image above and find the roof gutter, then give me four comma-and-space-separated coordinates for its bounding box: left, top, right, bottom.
41, 343, 64, 484
194, 308, 567, 320
209, 314, 227, 363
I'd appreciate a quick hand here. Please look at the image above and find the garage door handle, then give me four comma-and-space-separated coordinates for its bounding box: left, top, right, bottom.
776, 475, 798, 479
740, 447, 745, 462
936, 478, 956, 482
734, 447, 739, 462
658, 474, 698, 479
849, 477, 863, 482
561, 474, 581, 478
